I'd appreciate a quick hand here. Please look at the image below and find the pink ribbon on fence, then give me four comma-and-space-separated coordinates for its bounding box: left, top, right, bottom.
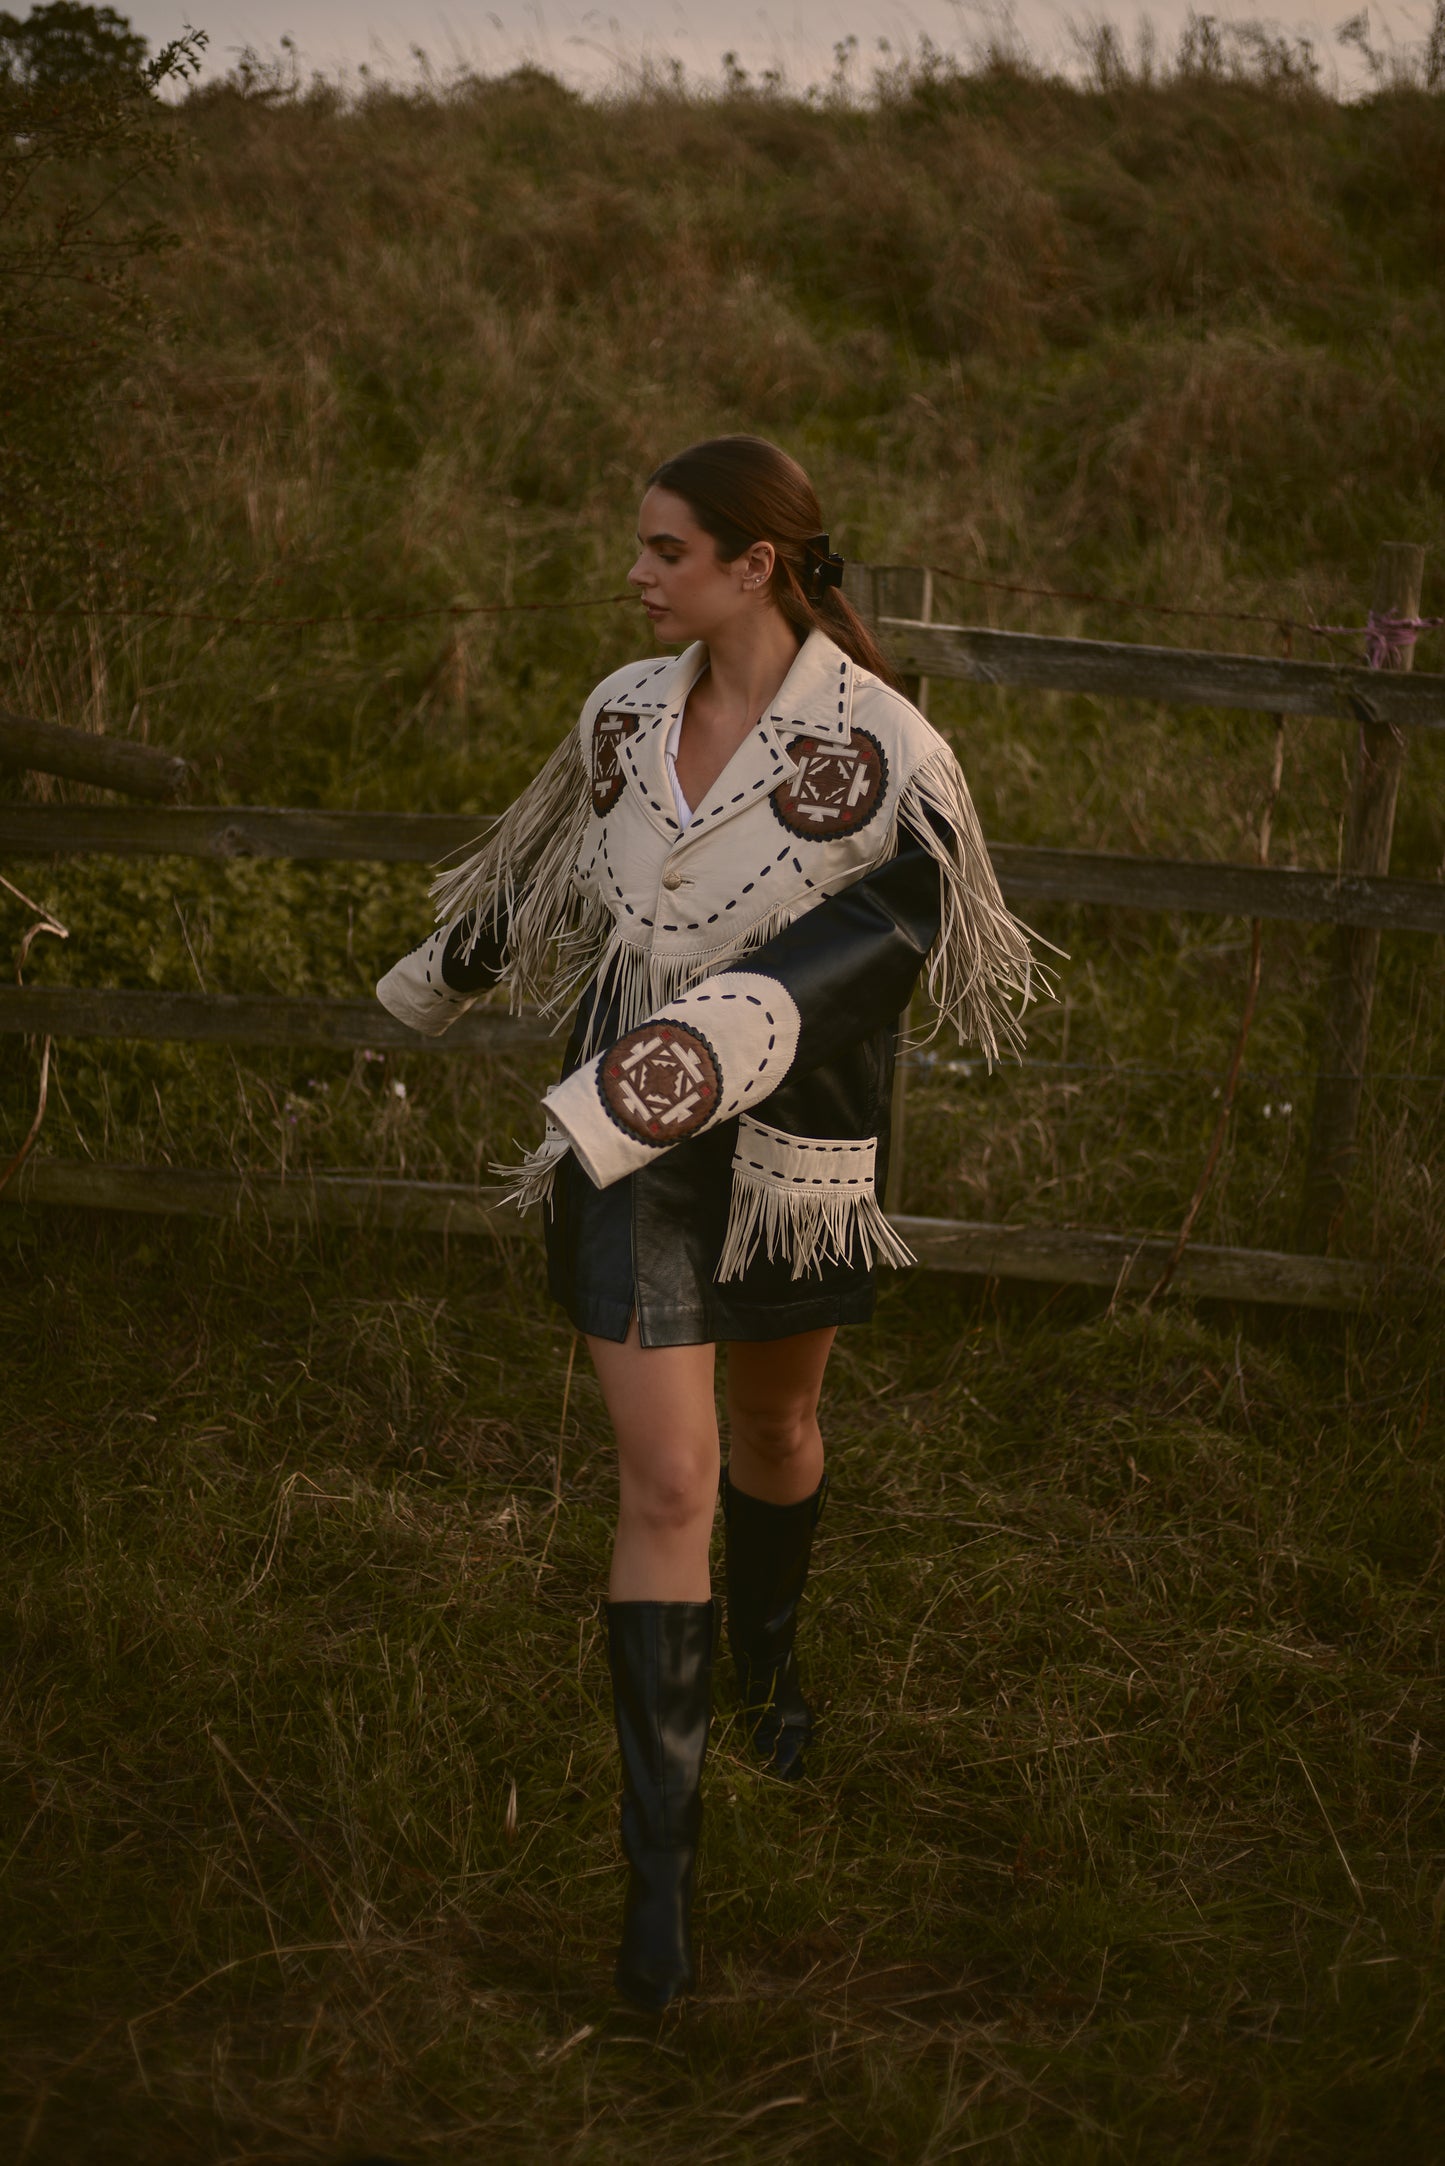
1309, 609, 1445, 667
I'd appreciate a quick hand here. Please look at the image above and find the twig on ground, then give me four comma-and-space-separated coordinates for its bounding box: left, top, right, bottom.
1295, 1753, 1366, 1909
0, 882, 70, 1200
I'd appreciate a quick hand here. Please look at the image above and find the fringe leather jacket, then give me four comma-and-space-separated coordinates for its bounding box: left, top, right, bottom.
377, 629, 1035, 1289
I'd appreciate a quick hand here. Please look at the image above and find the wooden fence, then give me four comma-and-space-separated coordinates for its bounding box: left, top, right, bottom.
2, 549, 1441, 1311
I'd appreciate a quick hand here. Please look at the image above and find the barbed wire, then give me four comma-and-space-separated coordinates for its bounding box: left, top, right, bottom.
7, 570, 1439, 645
0, 593, 637, 630
6, 567, 1439, 661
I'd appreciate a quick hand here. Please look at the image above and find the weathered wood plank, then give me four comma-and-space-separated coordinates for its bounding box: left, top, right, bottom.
889, 1216, 1382, 1309
2, 1158, 1396, 1309
3, 806, 1442, 933
881, 620, 1445, 728
2, 1159, 536, 1241
0, 706, 194, 801
989, 846, 1445, 934
0, 805, 481, 862
0, 987, 557, 1051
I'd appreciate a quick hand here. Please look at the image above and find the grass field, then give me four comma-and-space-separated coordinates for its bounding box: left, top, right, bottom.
2, 29, 1444, 2162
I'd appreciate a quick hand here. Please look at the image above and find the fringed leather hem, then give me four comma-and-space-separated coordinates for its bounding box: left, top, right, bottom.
573, 904, 801, 1062
490, 1119, 570, 1216
716, 1117, 916, 1284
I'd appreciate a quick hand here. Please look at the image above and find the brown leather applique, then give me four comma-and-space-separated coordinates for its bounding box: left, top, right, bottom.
771, 727, 887, 839
599, 1020, 721, 1145
590, 709, 641, 814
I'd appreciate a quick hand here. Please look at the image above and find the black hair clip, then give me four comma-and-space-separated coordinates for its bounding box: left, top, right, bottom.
802, 532, 846, 604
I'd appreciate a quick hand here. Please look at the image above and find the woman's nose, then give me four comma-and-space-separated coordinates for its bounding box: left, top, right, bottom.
626, 554, 649, 588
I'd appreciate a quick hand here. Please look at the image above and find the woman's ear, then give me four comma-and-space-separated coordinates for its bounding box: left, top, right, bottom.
741, 540, 776, 592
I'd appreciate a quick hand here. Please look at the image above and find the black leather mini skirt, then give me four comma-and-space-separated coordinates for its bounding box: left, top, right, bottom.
544, 1116, 882, 1347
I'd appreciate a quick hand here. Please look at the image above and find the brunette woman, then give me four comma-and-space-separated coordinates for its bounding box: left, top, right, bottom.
379, 435, 1034, 2010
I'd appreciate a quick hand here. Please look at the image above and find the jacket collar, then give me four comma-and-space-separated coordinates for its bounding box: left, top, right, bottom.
614, 631, 858, 845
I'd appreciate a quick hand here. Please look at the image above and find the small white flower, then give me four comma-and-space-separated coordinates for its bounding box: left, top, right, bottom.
391, 1079, 407, 1099
1281, 1100, 1292, 1115
1263, 1103, 1273, 1118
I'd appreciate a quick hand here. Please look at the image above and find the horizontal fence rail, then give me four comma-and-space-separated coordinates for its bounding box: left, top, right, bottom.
2, 807, 1441, 933
0, 987, 554, 1052
0, 705, 194, 801
0, 1157, 1385, 1311
989, 846, 1445, 935
880, 619, 1445, 728
0, 805, 480, 863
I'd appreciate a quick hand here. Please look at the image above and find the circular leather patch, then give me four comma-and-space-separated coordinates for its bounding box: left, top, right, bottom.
590, 709, 640, 815
771, 727, 887, 839
600, 1020, 721, 1146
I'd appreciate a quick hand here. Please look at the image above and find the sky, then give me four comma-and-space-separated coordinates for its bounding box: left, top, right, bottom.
124, 0, 1436, 98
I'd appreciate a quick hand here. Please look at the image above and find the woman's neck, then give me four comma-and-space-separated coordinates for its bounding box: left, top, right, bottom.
698, 608, 803, 730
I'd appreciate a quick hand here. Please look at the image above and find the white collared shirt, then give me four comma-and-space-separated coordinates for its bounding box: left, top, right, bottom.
663, 709, 693, 831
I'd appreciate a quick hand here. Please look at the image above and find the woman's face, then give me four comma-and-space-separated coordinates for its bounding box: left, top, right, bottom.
627, 486, 774, 644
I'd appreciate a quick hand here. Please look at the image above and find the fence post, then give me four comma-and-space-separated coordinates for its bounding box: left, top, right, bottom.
844, 565, 934, 1211
871, 565, 933, 718
1297, 541, 1426, 1251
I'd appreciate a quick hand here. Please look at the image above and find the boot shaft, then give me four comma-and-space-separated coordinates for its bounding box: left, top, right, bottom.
722, 1470, 828, 1644
605, 1599, 714, 1852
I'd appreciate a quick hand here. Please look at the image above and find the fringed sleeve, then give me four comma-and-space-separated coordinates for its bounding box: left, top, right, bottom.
427, 723, 601, 1015
894, 745, 1042, 1064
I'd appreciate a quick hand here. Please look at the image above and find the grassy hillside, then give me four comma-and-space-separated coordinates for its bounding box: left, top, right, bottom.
1, 42, 1443, 2163
5, 43, 1445, 1255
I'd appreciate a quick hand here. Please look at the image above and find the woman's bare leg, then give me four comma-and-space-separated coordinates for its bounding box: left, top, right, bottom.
725, 1327, 836, 1504
587, 1323, 720, 1601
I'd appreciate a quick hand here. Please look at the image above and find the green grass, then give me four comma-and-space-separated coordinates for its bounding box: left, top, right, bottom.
2, 35, 1445, 2161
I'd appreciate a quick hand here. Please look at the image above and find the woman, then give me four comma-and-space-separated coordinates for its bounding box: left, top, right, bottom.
378, 436, 1034, 2011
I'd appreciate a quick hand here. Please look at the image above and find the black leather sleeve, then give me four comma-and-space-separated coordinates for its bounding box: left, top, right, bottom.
440, 907, 510, 993
720, 825, 943, 1078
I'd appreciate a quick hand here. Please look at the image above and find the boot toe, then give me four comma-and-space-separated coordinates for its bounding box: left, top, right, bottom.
754, 1707, 813, 1781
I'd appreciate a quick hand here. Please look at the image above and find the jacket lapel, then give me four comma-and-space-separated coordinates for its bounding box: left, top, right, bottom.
682, 631, 856, 846
605, 644, 705, 841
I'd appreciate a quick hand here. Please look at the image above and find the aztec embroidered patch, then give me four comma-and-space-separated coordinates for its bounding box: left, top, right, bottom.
599, 1020, 721, 1145
770, 727, 887, 839
590, 709, 640, 814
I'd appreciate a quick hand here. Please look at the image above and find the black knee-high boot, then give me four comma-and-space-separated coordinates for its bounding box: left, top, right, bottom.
721, 1469, 828, 1783
605, 1598, 714, 2011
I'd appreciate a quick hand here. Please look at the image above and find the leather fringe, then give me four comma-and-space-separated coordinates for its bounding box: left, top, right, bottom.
575, 903, 800, 1061
429, 729, 608, 1018
715, 1119, 917, 1283
490, 1120, 569, 1215
894, 749, 1051, 1063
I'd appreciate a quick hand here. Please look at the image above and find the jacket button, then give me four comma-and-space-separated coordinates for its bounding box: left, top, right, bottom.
661, 867, 686, 890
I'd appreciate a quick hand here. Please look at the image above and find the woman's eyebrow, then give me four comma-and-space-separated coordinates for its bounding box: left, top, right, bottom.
637, 529, 687, 548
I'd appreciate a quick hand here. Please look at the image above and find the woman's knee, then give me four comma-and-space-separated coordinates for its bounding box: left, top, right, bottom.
729, 1398, 817, 1471
618, 1435, 718, 1535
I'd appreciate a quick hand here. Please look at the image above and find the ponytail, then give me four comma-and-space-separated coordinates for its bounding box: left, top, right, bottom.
769, 554, 901, 690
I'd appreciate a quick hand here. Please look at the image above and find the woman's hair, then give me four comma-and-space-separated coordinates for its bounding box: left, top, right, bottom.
646, 435, 898, 686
